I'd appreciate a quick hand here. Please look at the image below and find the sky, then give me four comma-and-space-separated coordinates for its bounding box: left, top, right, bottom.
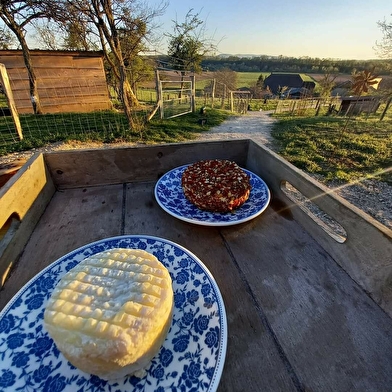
154, 0, 392, 60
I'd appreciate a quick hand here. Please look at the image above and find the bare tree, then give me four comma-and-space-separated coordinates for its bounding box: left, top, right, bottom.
33, 10, 96, 51
375, 15, 392, 120
0, 27, 16, 49
376, 15, 392, 59
318, 73, 338, 98
33, 20, 61, 50
166, 9, 216, 96
212, 67, 236, 107
56, 0, 167, 128
213, 68, 237, 97
0, 1, 56, 113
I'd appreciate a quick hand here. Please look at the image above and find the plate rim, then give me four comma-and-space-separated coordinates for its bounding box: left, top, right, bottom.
0, 235, 228, 392
154, 164, 271, 226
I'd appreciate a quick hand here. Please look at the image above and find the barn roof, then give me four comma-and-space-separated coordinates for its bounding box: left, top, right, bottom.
264, 72, 316, 94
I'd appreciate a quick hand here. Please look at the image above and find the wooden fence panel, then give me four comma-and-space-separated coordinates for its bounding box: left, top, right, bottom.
0, 50, 112, 114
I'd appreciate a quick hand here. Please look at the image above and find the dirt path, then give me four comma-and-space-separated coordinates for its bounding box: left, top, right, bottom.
197, 110, 276, 147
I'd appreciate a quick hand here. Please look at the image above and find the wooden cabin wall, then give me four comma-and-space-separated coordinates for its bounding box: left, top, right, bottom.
0, 50, 112, 114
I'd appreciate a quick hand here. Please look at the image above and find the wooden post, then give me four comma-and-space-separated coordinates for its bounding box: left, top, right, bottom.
230, 91, 234, 112
211, 78, 216, 109
190, 74, 196, 113
380, 96, 392, 121
155, 70, 163, 119
0, 63, 23, 141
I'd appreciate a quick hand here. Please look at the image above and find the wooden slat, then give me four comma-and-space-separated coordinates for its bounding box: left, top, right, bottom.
122, 180, 392, 390
38, 92, 110, 103
122, 181, 299, 391
0, 183, 123, 310
1, 142, 392, 391
44, 140, 250, 189
0, 51, 110, 114
221, 208, 392, 391
246, 140, 392, 315
0, 154, 55, 288
0, 63, 23, 140
0, 51, 104, 69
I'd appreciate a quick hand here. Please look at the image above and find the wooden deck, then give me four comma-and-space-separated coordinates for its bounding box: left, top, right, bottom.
1, 140, 392, 391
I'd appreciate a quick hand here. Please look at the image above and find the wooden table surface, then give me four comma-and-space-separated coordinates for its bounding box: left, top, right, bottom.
2, 179, 392, 392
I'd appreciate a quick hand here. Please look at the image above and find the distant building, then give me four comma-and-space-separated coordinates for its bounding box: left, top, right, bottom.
280, 87, 312, 99
264, 73, 316, 95
340, 96, 380, 115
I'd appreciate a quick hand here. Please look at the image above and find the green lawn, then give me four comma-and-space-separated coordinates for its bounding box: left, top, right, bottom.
236, 72, 269, 88
1, 97, 391, 187
0, 108, 233, 155
271, 107, 392, 183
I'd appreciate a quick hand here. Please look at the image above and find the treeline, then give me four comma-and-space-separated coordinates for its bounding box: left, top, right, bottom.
199, 55, 392, 75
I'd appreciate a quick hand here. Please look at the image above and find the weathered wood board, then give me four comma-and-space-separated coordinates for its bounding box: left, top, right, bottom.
0, 153, 55, 286
1, 139, 392, 391
0, 49, 111, 114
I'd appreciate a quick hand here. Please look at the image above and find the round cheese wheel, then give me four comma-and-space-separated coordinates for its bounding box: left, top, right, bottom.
44, 248, 173, 380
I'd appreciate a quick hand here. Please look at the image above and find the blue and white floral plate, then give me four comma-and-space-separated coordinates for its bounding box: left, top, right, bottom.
155, 164, 271, 226
0, 235, 227, 392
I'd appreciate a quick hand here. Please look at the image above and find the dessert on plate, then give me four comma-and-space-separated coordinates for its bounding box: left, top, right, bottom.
181, 159, 251, 212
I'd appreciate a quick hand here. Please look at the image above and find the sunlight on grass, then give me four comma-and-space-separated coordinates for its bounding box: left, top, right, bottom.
0, 108, 232, 155
271, 109, 392, 184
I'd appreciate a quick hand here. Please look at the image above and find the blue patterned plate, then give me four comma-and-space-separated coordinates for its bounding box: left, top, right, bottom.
155, 164, 271, 226
0, 235, 227, 391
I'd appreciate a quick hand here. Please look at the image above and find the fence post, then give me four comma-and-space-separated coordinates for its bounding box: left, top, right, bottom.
0, 63, 23, 141
211, 78, 216, 109
190, 74, 196, 113
155, 70, 163, 119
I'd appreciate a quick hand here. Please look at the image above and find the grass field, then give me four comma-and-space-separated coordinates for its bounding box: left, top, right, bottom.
0, 108, 232, 155
271, 107, 392, 183
236, 72, 268, 88
1, 68, 390, 187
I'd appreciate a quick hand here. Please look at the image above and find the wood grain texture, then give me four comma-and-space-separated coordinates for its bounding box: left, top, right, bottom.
0, 184, 123, 310
1, 142, 392, 391
0, 50, 110, 114
122, 181, 298, 391
221, 209, 392, 391
246, 140, 392, 314
0, 154, 55, 288
44, 140, 249, 189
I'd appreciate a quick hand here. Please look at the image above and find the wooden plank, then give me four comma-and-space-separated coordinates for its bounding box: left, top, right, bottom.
0, 51, 109, 114
0, 154, 56, 288
37, 102, 112, 114
44, 140, 250, 189
8, 70, 106, 83
10, 80, 108, 97
123, 181, 298, 391
246, 140, 392, 315
0, 63, 23, 140
0, 183, 123, 311
221, 208, 392, 391
29, 56, 103, 69
0, 52, 104, 69
36, 79, 109, 90
37, 93, 110, 104
7, 97, 111, 114
0, 141, 392, 391
36, 69, 107, 79
0, 57, 25, 68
